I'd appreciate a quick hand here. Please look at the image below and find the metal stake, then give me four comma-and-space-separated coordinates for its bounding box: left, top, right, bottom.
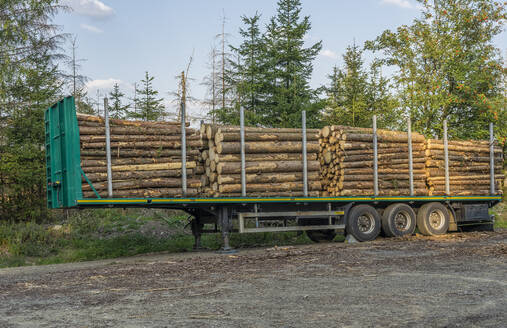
240, 106, 246, 197
302, 110, 308, 197
104, 97, 113, 198
181, 101, 187, 196
443, 120, 450, 195
407, 117, 414, 196
373, 115, 378, 196
489, 123, 495, 195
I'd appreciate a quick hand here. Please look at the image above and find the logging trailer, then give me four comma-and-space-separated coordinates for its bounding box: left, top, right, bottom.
45, 97, 502, 250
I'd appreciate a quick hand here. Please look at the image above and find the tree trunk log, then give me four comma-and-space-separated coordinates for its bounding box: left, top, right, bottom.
217, 160, 320, 174
217, 141, 319, 154
217, 171, 320, 185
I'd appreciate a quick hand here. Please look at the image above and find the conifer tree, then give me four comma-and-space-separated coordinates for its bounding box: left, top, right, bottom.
131, 72, 165, 121
263, 0, 322, 128
108, 83, 129, 119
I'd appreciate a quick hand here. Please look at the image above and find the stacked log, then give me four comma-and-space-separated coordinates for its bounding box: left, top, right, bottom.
205, 125, 321, 197
425, 139, 504, 196
78, 113, 206, 198
319, 125, 428, 196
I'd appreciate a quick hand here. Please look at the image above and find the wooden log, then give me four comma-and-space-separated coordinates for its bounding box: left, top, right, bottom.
217, 171, 320, 185
79, 134, 201, 143
80, 140, 203, 149
217, 141, 319, 154
341, 133, 425, 143
426, 155, 502, 162
216, 126, 319, 135
213, 153, 317, 163
77, 113, 188, 127
426, 139, 494, 147
429, 190, 497, 196
83, 188, 199, 198
80, 149, 200, 158
341, 152, 425, 162
82, 178, 202, 191
339, 188, 428, 196
218, 181, 321, 193
339, 158, 426, 168
339, 181, 427, 189
83, 169, 197, 182
217, 160, 320, 174
340, 168, 426, 175
339, 173, 427, 182
215, 131, 319, 143
339, 141, 426, 151
340, 147, 425, 156
79, 126, 194, 136
82, 161, 197, 173
427, 167, 502, 176
426, 141, 502, 153
427, 174, 505, 182
81, 157, 198, 167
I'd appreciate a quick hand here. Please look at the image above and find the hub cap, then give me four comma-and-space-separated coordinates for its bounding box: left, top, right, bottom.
429, 209, 445, 230
357, 213, 375, 234
394, 210, 411, 232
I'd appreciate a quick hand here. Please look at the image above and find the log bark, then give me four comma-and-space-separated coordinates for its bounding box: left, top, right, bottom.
82, 178, 202, 191
341, 133, 425, 143
83, 169, 197, 182
215, 131, 319, 143
218, 181, 321, 193
339, 142, 425, 151
217, 171, 320, 185
213, 191, 321, 197
213, 153, 317, 163
217, 141, 319, 154
79, 126, 194, 136
217, 160, 320, 174
83, 188, 199, 198
82, 161, 197, 173
80, 149, 200, 158
79, 134, 201, 143
77, 113, 188, 127
80, 140, 203, 149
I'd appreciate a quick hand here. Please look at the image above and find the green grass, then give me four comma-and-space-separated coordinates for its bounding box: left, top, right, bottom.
0, 209, 315, 268
492, 187, 507, 229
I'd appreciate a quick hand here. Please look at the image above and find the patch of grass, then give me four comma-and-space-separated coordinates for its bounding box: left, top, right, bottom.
491, 187, 506, 229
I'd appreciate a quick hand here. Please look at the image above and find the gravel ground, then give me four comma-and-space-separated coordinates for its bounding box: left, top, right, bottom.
0, 231, 506, 328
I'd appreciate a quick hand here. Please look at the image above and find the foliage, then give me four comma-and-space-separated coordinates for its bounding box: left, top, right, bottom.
365, 0, 506, 139
324, 45, 399, 129
263, 0, 323, 128
108, 83, 130, 119
130, 71, 165, 121
0, 0, 65, 222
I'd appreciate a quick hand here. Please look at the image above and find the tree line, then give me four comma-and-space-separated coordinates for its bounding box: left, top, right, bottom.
0, 0, 505, 221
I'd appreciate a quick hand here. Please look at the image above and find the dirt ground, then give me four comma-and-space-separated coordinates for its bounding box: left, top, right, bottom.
1, 231, 506, 328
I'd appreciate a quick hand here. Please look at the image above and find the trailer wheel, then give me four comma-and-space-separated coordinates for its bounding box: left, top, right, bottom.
416, 202, 450, 236
381, 203, 416, 237
346, 205, 381, 242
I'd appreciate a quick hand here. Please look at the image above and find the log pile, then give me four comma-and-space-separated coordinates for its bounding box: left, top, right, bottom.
204, 125, 321, 197
319, 125, 428, 196
78, 113, 206, 198
425, 139, 504, 196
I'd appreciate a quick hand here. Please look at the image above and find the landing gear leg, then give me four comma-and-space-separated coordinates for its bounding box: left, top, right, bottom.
191, 218, 203, 250
218, 207, 237, 254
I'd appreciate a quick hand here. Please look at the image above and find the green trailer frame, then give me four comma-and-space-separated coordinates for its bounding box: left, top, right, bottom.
44, 97, 502, 248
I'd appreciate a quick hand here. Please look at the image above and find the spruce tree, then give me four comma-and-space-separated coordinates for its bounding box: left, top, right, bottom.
228, 13, 267, 125
131, 72, 165, 121
264, 0, 322, 128
108, 83, 129, 119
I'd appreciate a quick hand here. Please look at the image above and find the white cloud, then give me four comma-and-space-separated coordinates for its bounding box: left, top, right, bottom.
80, 23, 103, 33
66, 0, 114, 18
381, 0, 414, 9
85, 78, 133, 95
320, 49, 338, 60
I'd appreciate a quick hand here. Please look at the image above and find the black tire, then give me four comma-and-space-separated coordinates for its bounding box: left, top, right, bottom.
416, 202, 450, 236
381, 203, 417, 237
346, 205, 381, 242
306, 230, 336, 243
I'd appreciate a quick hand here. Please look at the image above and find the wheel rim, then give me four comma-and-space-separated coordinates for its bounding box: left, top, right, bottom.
357, 213, 375, 234
394, 210, 411, 232
429, 209, 445, 230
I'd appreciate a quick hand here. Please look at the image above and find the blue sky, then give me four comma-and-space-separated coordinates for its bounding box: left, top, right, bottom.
57, 0, 506, 119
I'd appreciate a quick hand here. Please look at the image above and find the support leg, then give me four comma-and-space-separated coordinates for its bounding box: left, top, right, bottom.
218, 207, 237, 253
191, 218, 203, 250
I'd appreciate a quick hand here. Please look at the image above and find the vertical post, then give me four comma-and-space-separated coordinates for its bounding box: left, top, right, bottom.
443, 120, 450, 195
240, 106, 246, 197
373, 115, 378, 196
181, 101, 187, 196
489, 123, 495, 195
104, 97, 113, 198
302, 110, 308, 197
407, 117, 414, 196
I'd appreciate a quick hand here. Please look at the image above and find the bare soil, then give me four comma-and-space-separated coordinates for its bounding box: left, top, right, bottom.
1, 231, 506, 328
